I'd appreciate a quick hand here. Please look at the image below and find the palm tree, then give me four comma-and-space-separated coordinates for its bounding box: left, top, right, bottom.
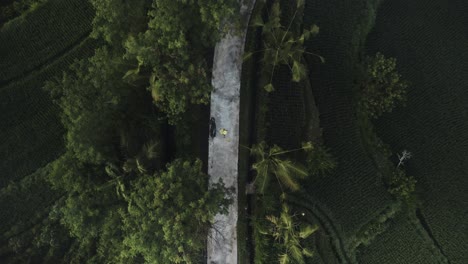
249, 141, 311, 194
263, 203, 318, 264
244, 0, 324, 92
122, 139, 159, 174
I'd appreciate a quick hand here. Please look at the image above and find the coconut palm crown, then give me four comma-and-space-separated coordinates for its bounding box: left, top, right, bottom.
250, 141, 311, 194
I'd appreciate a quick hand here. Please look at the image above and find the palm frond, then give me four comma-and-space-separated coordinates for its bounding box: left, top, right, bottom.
253, 160, 271, 194
299, 224, 319, 239
302, 247, 314, 258
280, 207, 293, 229
266, 215, 277, 224
270, 144, 284, 155
136, 159, 147, 173
141, 140, 159, 160
274, 159, 300, 191
279, 253, 290, 264
280, 159, 309, 179
289, 245, 305, 264
250, 141, 267, 160
292, 60, 306, 82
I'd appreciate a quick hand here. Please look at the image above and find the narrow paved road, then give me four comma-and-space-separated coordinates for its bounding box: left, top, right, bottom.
207, 0, 256, 263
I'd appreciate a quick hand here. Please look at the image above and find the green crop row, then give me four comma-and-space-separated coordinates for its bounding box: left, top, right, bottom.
408, 212, 450, 264
0, 37, 97, 187
299, 0, 396, 237
366, 0, 468, 261
0, 36, 96, 128
0, 0, 94, 83
0, 106, 63, 188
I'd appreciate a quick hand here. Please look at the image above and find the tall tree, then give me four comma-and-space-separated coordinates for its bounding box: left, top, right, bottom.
250, 142, 311, 194
245, 0, 323, 92
119, 159, 230, 263
358, 52, 409, 119
263, 203, 318, 264
123, 0, 237, 123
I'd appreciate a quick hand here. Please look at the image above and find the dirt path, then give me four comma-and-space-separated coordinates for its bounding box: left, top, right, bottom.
207, 1, 255, 263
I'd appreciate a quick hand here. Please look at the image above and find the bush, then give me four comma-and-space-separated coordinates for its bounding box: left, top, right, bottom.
358, 52, 409, 118
388, 168, 416, 201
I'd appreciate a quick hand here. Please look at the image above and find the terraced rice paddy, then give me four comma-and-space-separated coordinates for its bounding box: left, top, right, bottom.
364, 0, 468, 262
0, 36, 97, 188
299, 0, 394, 238
0, 0, 94, 84
0, 0, 96, 249
262, 0, 467, 262
357, 213, 445, 264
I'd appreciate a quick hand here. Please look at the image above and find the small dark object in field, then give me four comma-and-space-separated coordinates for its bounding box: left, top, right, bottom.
210, 117, 216, 138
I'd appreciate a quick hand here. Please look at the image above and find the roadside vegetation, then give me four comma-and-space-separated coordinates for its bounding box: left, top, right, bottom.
0, 0, 47, 27
1, 0, 466, 262
243, 1, 338, 263
1, 0, 236, 262
40, 0, 236, 262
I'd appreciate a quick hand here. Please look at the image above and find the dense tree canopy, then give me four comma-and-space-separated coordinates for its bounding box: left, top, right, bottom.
120, 159, 230, 263
123, 0, 236, 123
38, 1, 237, 262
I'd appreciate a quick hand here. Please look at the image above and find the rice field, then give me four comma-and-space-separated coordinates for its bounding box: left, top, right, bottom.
364, 0, 468, 262
0, 36, 97, 188
357, 213, 444, 264
0, 0, 96, 257
0, 0, 94, 84
299, 0, 394, 239
256, 0, 468, 262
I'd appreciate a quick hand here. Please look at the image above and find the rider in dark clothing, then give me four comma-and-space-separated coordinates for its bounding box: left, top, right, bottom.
209, 117, 216, 138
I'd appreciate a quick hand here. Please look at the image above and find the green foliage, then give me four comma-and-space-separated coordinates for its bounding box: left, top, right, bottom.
350, 201, 401, 251
123, 0, 237, 124
253, 215, 277, 263
358, 52, 409, 118
51, 188, 126, 263
89, 0, 148, 45
0, 166, 60, 239
388, 168, 416, 201
247, 0, 323, 92
45, 47, 132, 164
263, 203, 318, 264
120, 159, 231, 263
250, 141, 311, 194
304, 144, 336, 176
48, 155, 229, 263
